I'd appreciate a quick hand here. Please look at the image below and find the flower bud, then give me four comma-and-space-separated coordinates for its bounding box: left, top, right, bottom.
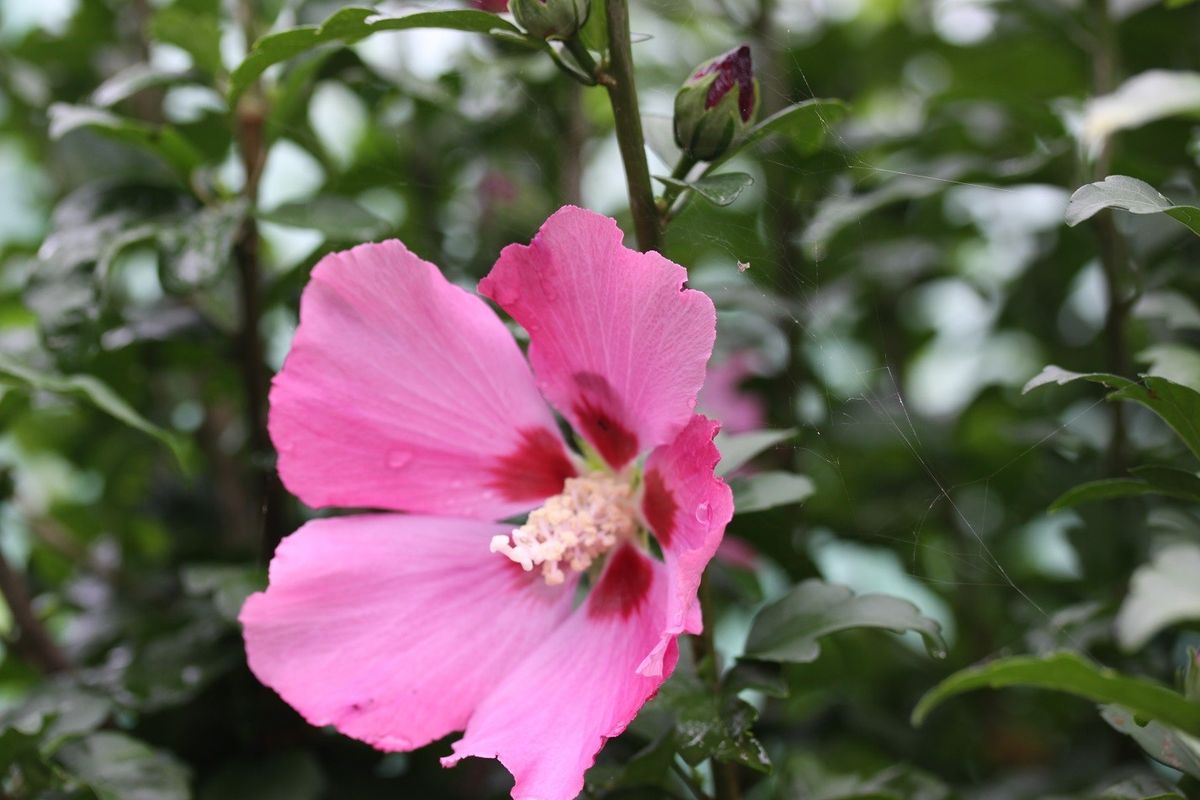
511, 0, 590, 41
674, 45, 759, 162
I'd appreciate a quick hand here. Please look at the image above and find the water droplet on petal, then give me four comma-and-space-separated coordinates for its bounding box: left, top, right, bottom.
386, 450, 412, 469
695, 501, 711, 524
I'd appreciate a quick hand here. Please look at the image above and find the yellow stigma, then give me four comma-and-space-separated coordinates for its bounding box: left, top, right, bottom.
490, 472, 636, 586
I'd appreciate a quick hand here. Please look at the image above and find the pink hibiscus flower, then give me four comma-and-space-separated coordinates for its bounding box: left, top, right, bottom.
240, 206, 734, 800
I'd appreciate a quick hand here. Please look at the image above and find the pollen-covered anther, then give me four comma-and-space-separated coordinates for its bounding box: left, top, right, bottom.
490, 473, 636, 585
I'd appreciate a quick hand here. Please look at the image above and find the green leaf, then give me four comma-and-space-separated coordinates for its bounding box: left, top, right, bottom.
55, 732, 190, 800
182, 564, 266, 623
745, 579, 947, 663
1140, 343, 1200, 393
1049, 467, 1200, 511
715, 428, 796, 476
1024, 366, 1200, 462
91, 64, 199, 108
0, 352, 186, 465
229, 7, 521, 103
1102, 705, 1200, 780
738, 98, 847, 155
158, 200, 246, 291
1096, 774, 1186, 800
1065, 175, 1200, 236
47, 104, 203, 179
657, 672, 771, 773
654, 172, 754, 206
911, 651, 1200, 736
730, 471, 815, 513
151, 5, 224, 77
200, 751, 325, 800
257, 196, 390, 240
1115, 543, 1200, 652
0, 683, 112, 750
576, 0, 607, 52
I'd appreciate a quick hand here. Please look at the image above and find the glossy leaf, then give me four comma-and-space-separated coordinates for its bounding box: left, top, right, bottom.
715, 428, 797, 476
229, 8, 522, 103
55, 732, 190, 800
0, 353, 186, 464
47, 104, 203, 179
1115, 543, 1200, 652
256, 196, 390, 241
657, 672, 771, 773
654, 172, 754, 206
911, 651, 1200, 736
1024, 367, 1200, 461
1102, 705, 1200, 780
1066, 175, 1200, 237
745, 579, 947, 663
730, 470, 815, 512
1049, 466, 1200, 511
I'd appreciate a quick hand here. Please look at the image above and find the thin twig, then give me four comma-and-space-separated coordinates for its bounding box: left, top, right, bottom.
0, 546, 69, 674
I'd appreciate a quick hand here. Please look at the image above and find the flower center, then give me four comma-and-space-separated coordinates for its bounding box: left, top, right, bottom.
490, 472, 636, 586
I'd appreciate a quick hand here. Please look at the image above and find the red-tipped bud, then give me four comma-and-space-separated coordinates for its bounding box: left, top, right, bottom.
674, 45, 759, 162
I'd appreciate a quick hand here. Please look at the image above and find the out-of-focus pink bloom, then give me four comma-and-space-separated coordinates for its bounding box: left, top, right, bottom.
715, 536, 762, 571
473, 0, 509, 12
698, 350, 766, 434
240, 207, 733, 800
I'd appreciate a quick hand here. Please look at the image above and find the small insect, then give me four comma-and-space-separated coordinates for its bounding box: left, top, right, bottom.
737, 260, 750, 273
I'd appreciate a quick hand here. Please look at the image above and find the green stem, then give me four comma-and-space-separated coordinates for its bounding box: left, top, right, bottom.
689, 576, 742, 800
564, 36, 598, 79
1087, 0, 1131, 476
600, 0, 661, 252
671, 760, 714, 800
659, 152, 699, 219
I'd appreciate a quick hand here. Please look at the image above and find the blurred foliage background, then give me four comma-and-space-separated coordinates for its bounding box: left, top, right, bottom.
2, 0, 1200, 797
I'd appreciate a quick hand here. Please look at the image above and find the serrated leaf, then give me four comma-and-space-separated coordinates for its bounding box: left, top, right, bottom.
715, 428, 796, 476
1115, 543, 1200, 652
911, 651, 1200, 735
229, 7, 521, 103
658, 672, 771, 773
55, 732, 190, 800
1024, 367, 1200, 462
152, 5, 224, 77
158, 200, 246, 291
730, 471, 814, 513
745, 579, 947, 663
1065, 175, 1200, 236
257, 196, 390, 240
1102, 705, 1200, 780
654, 172, 754, 206
0, 352, 186, 464
47, 104, 203, 179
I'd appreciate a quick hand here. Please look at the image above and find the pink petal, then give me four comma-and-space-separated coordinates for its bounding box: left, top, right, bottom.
479, 206, 716, 470
444, 544, 677, 800
639, 415, 734, 675
270, 241, 576, 519
240, 514, 575, 752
